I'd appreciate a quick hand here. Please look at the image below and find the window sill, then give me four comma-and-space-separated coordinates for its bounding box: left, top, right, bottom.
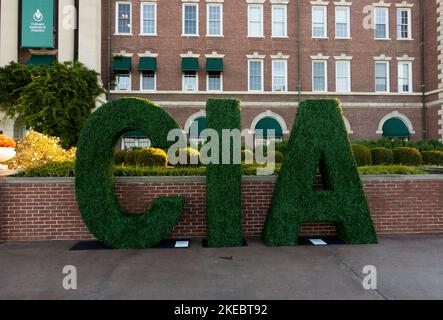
114, 33, 133, 36
271, 36, 289, 39
312, 36, 329, 40
139, 33, 158, 37
206, 35, 224, 37
182, 34, 200, 37
335, 37, 352, 40
397, 38, 414, 41
374, 38, 392, 41
247, 36, 265, 38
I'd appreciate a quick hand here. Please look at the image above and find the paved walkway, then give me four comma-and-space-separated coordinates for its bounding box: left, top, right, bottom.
0, 235, 442, 300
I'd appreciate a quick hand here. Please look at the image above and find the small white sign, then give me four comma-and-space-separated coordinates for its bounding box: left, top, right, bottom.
175, 241, 190, 248
309, 239, 327, 246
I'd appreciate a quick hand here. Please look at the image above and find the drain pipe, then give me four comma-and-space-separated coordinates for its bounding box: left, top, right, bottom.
296, 0, 301, 101
420, 0, 427, 140
107, 0, 112, 101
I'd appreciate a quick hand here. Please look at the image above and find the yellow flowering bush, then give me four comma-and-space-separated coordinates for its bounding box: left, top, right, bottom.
6, 130, 76, 169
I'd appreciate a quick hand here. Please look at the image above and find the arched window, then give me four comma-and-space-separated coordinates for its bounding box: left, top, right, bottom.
382, 118, 411, 138
188, 116, 207, 144
254, 117, 284, 146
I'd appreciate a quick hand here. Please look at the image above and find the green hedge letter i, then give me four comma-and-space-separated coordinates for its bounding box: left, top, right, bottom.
75, 98, 185, 249
263, 99, 378, 246
206, 99, 244, 247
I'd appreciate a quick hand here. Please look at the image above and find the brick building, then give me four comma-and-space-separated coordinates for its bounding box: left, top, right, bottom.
1, 0, 443, 146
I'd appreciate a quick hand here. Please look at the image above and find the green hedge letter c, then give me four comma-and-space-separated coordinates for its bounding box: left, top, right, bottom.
75, 98, 185, 249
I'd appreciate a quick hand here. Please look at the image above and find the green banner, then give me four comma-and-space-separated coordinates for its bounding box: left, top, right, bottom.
21, 0, 54, 48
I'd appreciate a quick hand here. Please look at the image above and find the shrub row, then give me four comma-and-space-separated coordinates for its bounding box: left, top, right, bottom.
115, 147, 202, 167
354, 138, 443, 152
16, 161, 427, 177
351, 144, 443, 166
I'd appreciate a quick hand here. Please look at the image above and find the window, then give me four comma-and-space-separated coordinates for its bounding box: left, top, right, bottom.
248, 60, 263, 91
272, 6, 287, 37
207, 4, 222, 36
248, 4, 263, 37
335, 60, 350, 92
116, 2, 132, 34
183, 71, 198, 91
207, 72, 222, 91
335, 6, 350, 38
398, 61, 412, 93
312, 6, 327, 38
397, 8, 411, 39
375, 61, 389, 92
183, 3, 198, 36
272, 60, 287, 92
141, 71, 156, 91
312, 60, 327, 92
374, 7, 389, 39
140, 2, 156, 35
116, 71, 131, 91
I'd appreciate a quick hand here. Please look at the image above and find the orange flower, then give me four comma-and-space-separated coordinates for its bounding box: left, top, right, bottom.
0, 134, 16, 148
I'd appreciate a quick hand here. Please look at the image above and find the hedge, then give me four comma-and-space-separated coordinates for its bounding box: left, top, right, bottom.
355, 138, 443, 152
393, 147, 422, 166
263, 99, 377, 246
135, 148, 168, 167
16, 162, 427, 177
174, 147, 201, 167
371, 147, 394, 165
422, 150, 443, 165
75, 98, 185, 249
351, 144, 373, 166
206, 98, 243, 247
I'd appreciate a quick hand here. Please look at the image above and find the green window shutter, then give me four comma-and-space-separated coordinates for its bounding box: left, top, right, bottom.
382, 118, 411, 137
124, 131, 146, 138
138, 57, 157, 71
26, 55, 56, 66
206, 58, 223, 72
255, 118, 283, 138
112, 57, 132, 71
181, 58, 199, 71
189, 117, 206, 138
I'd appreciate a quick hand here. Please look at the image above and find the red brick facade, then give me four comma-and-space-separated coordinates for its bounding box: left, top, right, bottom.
101, 0, 442, 141
1, 176, 442, 241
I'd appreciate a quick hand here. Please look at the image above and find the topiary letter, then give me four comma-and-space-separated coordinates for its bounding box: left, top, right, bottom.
75, 98, 185, 249
206, 99, 243, 247
263, 99, 377, 246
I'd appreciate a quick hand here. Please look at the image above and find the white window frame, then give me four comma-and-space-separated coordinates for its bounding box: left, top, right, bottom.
206, 72, 223, 92
272, 5, 288, 38
116, 71, 131, 91
206, 3, 223, 37
272, 60, 288, 92
374, 7, 389, 40
398, 61, 413, 93
397, 8, 412, 40
140, 2, 157, 36
248, 4, 264, 37
182, 3, 199, 36
335, 6, 350, 39
140, 71, 156, 92
182, 71, 199, 92
115, 1, 132, 35
375, 61, 390, 93
248, 59, 264, 92
312, 6, 327, 38
312, 60, 328, 92
335, 60, 351, 93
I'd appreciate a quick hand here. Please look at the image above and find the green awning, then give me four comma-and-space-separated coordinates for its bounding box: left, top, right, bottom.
382, 118, 411, 137
189, 117, 206, 138
255, 118, 283, 138
26, 55, 56, 66
138, 57, 157, 71
181, 58, 199, 71
206, 58, 223, 72
124, 131, 146, 138
112, 57, 132, 71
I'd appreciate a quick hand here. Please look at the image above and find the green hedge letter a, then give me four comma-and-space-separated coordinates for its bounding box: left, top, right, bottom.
263, 99, 377, 246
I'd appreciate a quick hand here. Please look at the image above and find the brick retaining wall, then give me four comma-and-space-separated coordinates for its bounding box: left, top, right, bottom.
0, 175, 442, 241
